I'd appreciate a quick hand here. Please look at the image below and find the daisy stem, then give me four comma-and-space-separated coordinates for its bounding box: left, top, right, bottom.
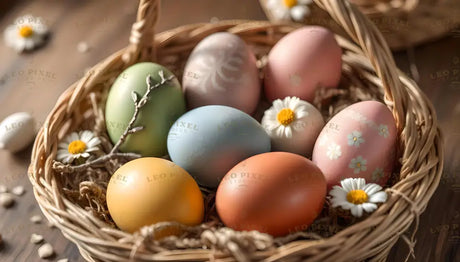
109, 71, 174, 154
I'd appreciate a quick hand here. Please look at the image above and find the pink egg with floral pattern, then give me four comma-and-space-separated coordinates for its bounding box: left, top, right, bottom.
312, 101, 397, 189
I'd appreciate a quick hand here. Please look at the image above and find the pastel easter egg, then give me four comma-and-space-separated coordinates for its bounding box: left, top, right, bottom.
0, 112, 35, 153
216, 152, 326, 236
312, 101, 397, 189
261, 97, 325, 157
167, 105, 271, 188
264, 26, 342, 102
183, 32, 260, 114
105, 62, 186, 157
106, 157, 204, 233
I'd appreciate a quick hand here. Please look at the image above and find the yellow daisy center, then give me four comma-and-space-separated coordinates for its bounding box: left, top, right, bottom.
356, 162, 361, 167
277, 108, 295, 126
346, 189, 368, 205
283, 0, 298, 8
68, 140, 87, 154
19, 25, 34, 38
353, 137, 357, 141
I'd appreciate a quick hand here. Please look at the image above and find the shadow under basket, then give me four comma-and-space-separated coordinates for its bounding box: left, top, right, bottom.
29, 0, 443, 261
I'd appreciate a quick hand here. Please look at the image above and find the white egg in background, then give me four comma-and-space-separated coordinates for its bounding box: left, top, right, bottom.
0, 112, 36, 153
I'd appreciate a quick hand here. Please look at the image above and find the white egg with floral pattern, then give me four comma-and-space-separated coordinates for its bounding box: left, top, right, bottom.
312, 101, 397, 190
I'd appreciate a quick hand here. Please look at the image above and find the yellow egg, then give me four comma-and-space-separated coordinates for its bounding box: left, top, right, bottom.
106, 157, 204, 233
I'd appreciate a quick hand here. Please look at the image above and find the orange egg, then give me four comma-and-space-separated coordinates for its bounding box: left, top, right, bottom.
216, 152, 326, 236
106, 157, 204, 233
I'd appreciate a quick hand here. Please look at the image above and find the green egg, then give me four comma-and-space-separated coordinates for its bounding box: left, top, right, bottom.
105, 62, 186, 157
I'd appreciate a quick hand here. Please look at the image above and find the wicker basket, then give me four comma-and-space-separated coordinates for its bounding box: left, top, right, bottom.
29, 0, 443, 261
260, 0, 460, 50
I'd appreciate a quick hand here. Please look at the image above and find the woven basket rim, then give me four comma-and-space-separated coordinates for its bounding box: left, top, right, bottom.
28, 1, 444, 261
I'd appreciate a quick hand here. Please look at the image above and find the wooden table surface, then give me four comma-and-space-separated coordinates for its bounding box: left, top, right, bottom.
0, 1, 458, 261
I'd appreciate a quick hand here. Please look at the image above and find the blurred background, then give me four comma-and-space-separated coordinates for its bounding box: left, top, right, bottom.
0, 0, 458, 261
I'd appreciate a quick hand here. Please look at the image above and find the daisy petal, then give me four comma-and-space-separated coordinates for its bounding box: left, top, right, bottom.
295, 110, 309, 119
284, 126, 292, 138
329, 187, 347, 199
290, 5, 310, 22
341, 179, 354, 192
87, 137, 101, 147
69, 132, 79, 143
80, 130, 91, 141
363, 183, 382, 196
273, 99, 284, 111
369, 191, 388, 203
354, 178, 366, 190
351, 205, 363, 217
340, 201, 354, 210
331, 198, 348, 208
276, 126, 285, 137
362, 203, 377, 213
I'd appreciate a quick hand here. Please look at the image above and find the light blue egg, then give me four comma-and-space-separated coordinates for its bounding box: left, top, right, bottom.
167, 105, 271, 188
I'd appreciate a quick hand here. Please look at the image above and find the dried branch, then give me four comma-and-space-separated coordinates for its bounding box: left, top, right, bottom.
110, 72, 174, 154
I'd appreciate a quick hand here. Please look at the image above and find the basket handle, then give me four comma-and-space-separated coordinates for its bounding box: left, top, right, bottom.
125, 0, 405, 127
312, 0, 405, 127
122, 0, 161, 63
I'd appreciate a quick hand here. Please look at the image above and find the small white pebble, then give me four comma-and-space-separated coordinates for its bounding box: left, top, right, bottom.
57, 259, 69, 262
11, 186, 25, 196
30, 215, 43, 224
38, 243, 54, 258
77, 41, 90, 53
47, 221, 55, 228
210, 17, 219, 23
0, 184, 7, 193
0, 193, 15, 208
30, 233, 44, 244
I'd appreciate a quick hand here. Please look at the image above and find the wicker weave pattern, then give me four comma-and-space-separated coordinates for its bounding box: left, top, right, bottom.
29, 0, 443, 261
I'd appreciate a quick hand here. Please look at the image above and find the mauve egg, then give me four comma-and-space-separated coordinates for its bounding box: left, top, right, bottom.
264, 26, 342, 102
182, 32, 260, 114
167, 105, 271, 188
312, 101, 397, 189
216, 152, 326, 236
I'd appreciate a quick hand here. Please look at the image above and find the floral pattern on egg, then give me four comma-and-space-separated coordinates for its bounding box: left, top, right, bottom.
349, 156, 367, 174
312, 101, 397, 189
326, 143, 341, 160
347, 131, 364, 147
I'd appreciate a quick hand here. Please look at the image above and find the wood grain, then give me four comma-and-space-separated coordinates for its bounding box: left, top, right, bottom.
0, 0, 458, 261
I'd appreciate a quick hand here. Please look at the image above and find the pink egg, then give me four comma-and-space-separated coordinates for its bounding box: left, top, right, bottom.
312, 101, 397, 189
264, 26, 342, 102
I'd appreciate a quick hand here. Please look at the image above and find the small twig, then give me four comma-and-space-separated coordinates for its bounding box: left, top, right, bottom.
110, 72, 174, 154
53, 152, 140, 173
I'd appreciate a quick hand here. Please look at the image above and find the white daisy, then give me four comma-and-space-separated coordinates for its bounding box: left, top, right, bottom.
56, 130, 101, 164
329, 178, 388, 217
266, 0, 313, 22
378, 124, 389, 138
262, 96, 313, 139
347, 131, 365, 147
326, 143, 341, 160
3, 14, 49, 52
349, 156, 367, 174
